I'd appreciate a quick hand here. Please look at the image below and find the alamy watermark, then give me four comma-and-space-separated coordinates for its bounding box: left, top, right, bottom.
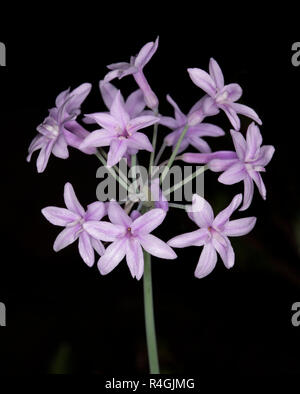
291, 42, 300, 67
96, 159, 205, 210
0, 42, 6, 66
0, 302, 6, 326
291, 302, 300, 327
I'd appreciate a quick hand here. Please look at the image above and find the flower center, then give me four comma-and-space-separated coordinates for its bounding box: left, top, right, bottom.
44, 123, 59, 138
215, 90, 229, 104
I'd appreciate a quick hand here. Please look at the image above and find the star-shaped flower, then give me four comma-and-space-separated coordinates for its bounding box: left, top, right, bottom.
83, 202, 176, 280
188, 58, 262, 130
80, 90, 159, 167
42, 183, 105, 266
168, 194, 256, 278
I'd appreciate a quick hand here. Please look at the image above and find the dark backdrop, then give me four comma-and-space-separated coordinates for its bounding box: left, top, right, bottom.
0, 6, 299, 377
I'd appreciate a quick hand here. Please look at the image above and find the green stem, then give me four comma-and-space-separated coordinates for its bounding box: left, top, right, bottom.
149, 114, 159, 175
143, 250, 160, 374
160, 124, 189, 185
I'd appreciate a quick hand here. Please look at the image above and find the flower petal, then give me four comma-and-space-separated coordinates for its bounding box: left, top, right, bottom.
85, 201, 106, 221
53, 226, 80, 252
194, 243, 217, 278
83, 221, 126, 241
231, 102, 262, 125
52, 135, 69, 159
108, 201, 132, 227
166, 94, 186, 124
127, 132, 153, 152
254, 145, 275, 167
134, 37, 159, 69
168, 228, 210, 248
107, 138, 128, 167
189, 123, 225, 137
220, 104, 240, 131
110, 91, 130, 128
131, 208, 166, 235
99, 80, 119, 110
212, 235, 235, 269
127, 115, 159, 134
138, 234, 177, 259
126, 237, 144, 280
66, 83, 92, 113
42, 206, 80, 226
218, 162, 246, 185
188, 136, 211, 153
209, 58, 224, 90
91, 237, 105, 256
245, 123, 263, 161
187, 68, 216, 97
239, 176, 254, 211
223, 217, 256, 237
249, 171, 266, 200
209, 158, 239, 172
36, 139, 55, 173
80, 129, 114, 150
187, 194, 214, 228
98, 238, 127, 275
125, 89, 145, 118
84, 112, 120, 132
78, 232, 94, 267
64, 182, 85, 216
182, 151, 237, 164
213, 194, 243, 229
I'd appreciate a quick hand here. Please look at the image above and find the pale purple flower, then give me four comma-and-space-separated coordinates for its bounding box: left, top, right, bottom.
104, 37, 159, 110
83, 202, 177, 280
168, 194, 256, 278
182, 123, 275, 211
42, 183, 105, 267
27, 83, 92, 172
160, 95, 225, 153
80, 90, 159, 167
188, 58, 262, 130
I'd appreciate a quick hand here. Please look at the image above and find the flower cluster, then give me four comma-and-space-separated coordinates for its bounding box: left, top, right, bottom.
28, 38, 275, 279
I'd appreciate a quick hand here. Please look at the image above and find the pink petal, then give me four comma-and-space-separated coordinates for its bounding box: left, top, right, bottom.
160, 116, 179, 130
66, 83, 92, 113
80, 129, 114, 150
125, 89, 145, 118
220, 104, 240, 131
110, 91, 130, 128
97, 238, 127, 275
91, 238, 105, 256
127, 132, 153, 152
230, 130, 247, 160
209, 58, 224, 90
224, 217, 256, 237
218, 162, 246, 185
188, 136, 211, 153
127, 115, 159, 134
108, 201, 132, 227
42, 206, 80, 226
99, 80, 119, 110
189, 123, 225, 137
78, 232, 94, 267
194, 243, 217, 278
188, 194, 214, 228
249, 171, 266, 200
64, 183, 85, 216
52, 134, 69, 159
55, 88, 70, 108
134, 37, 159, 69
85, 201, 106, 221
245, 123, 263, 161
107, 138, 128, 167
187, 68, 217, 97
213, 194, 243, 229
209, 158, 239, 172
231, 102, 262, 125
168, 228, 210, 248
36, 139, 55, 173
138, 234, 177, 259
84, 112, 120, 132
254, 145, 275, 167
212, 235, 235, 269
53, 225, 80, 252
131, 208, 166, 235
166, 95, 186, 124
126, 237, 144, 280
83, 221, 126, 241
239, 176, 254, 211
27, 135, 46, 162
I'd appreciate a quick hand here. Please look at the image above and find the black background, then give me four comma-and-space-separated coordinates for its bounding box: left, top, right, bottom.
0, 6, 299, 378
